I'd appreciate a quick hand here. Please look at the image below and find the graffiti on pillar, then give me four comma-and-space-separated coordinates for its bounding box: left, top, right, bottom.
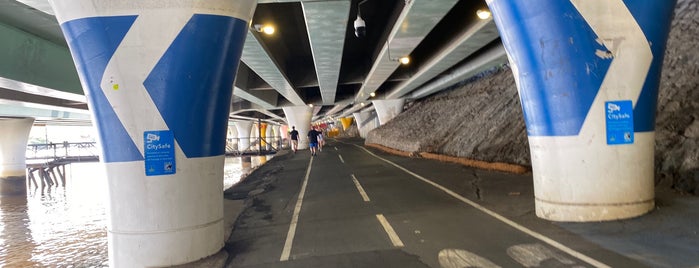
605, 100, 634, 145
144, 130, 176, 176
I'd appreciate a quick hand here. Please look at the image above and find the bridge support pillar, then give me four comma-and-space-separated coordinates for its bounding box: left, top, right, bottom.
272, 125, 281, 149
228, 125, 239, 150
259, 123, 268, 150
265, 124, 274, 150
235, 121, 254, 152
372, 99, 405, 125
488, 0, 677, 221
50, 1, 256, 266
353, 111, 377, 138
283, 106, 313, 149
0, 117, 34, 196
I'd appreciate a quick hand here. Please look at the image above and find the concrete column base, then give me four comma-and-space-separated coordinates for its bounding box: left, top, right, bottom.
529, 133, 656, 222
0, 175, 27, 196
535, 198, 654, 222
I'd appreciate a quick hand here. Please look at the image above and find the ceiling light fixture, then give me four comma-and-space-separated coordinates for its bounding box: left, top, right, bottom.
370, 92, 376, 97
386, 41, 411, 65
476, 9, 491, 20
253, 24, 275, 35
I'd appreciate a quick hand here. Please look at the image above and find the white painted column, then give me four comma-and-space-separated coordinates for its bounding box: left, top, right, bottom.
272, 125, 281, 149
265, 123, 274, 150
253, 122, 262, 151
50, 1, 256, 266
0, 117, 34, 196
372, 99, 405, 125
353, 111, 378, 138
228, 124, 239, 151
235, 121, 253, 152
280, 125, 290, 149
283, 106, 313, 149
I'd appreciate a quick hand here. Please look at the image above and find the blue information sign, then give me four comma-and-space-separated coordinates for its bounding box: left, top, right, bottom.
144, 130, 176, 176
605, 100, 634, 145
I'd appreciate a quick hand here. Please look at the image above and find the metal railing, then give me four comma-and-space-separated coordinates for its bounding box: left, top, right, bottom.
25, 136, 287, 161
225, 135, 286, 156
26, 142, 99, 162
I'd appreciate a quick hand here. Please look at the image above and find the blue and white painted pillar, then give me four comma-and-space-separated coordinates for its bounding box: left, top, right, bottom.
372, 99, 405, 126
283, 106, 313, 149
0, 117, 34, 196
234, 121, 253, 152
49, 0, 256, 266
487, 0, 677, 221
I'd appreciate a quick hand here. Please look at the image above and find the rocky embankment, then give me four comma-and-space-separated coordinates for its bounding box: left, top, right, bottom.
366, 0, 699, 194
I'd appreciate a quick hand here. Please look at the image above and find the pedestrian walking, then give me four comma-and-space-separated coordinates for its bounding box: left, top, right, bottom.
317, 130, 324, 152
307, 126, 320, 156
289, 126, 299, 152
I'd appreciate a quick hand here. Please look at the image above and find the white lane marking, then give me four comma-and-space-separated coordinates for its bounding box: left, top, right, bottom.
280, 157, 314, 261
338, 154, 345, 163
507, 243, 575, 267
334, 147, 338, 150
353, 145, 610, 268
351, 174, 370, 202
438, 249, 501, 268
375, 214, 404, 247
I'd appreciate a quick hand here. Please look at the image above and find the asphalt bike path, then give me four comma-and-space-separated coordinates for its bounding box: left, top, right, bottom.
226, 138, 647, 268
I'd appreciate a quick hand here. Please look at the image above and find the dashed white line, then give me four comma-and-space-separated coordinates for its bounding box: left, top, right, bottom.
376, 214, 404, 247
280, 157, 314, 261
338, 154, 345, 163
334, 147, 338, 150
354, 145, 609, 268
351, 174, 370, 202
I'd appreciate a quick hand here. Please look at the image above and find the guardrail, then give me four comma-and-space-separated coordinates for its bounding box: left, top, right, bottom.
26, 136, 287, 161
225, 135, 286, 156
26, 142, 99, 161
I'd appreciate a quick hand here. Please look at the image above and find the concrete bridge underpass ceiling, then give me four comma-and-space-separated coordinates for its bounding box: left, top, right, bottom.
2, 0, 505, 124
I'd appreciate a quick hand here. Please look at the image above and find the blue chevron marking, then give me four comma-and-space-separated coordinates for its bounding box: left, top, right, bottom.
144, 14, 248, 158
61, 16, 143, 162
623, 0, 677, 132
489, 1, 612, 136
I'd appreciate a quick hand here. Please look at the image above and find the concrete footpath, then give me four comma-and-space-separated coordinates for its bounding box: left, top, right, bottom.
192, 138, 698, 268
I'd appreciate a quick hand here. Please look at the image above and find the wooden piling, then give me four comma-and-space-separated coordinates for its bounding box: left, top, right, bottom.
49, 167, 60, 186
58, 164, 66, 186
42, 168, 53, 186
38, 168, 46, 188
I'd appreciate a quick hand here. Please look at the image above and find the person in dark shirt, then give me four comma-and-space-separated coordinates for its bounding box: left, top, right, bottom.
289, 126, 299, 152
307, 126, 320, 156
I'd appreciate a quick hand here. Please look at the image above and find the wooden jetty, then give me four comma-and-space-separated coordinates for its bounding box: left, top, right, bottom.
25, 156, 99, 189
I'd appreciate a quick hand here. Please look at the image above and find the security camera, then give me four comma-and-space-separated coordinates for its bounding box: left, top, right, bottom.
354, 16, 366, 38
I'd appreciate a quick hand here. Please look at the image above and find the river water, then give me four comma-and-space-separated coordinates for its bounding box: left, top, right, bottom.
0, 156, 270, 267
